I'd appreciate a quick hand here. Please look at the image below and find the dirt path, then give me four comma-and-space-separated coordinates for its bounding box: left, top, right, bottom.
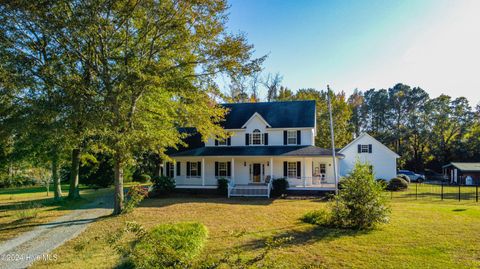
0, 194, 113, 269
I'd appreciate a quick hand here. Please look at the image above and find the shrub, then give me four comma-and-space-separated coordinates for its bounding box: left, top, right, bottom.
397, 174, 411, 183
301, 209, 331, 226
271, 178, 289, 196
135, 174, 151, 183
310, 161, 390, 230
151, 176, 175, 195
376, 178, 387, 188
217, 178, 229, 195
123, 185, 149, 214
386, 177, 409, 191
129, 222, 208, 268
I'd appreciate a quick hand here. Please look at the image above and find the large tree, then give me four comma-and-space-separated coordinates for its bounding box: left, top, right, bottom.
35, 0, 263, 214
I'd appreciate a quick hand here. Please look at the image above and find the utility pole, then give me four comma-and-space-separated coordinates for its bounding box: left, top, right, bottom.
327, 85, 338, 195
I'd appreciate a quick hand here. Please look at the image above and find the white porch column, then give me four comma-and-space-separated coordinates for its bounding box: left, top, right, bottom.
201, 158, 205, 186
303, 158, 306, 187
270, 157, 273, 180
231, 158, 235, 185
162, 161, 166, 176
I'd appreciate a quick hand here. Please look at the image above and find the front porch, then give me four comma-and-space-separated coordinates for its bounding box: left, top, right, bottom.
166, 156, 340, 196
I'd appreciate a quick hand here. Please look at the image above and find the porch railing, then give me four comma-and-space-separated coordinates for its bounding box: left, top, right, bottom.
227, 179, 235, 198
286, 177, 336, 188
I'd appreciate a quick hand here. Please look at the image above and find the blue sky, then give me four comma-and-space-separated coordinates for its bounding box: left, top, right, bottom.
225, 0, 480, 106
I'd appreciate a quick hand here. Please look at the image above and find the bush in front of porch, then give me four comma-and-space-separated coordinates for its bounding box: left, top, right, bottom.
217, 178, 229, 195
302, 161, 390, 230
271, 178, 289, 197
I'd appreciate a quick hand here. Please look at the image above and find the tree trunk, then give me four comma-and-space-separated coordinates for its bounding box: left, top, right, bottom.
52, 156, 62, 201
68, 148, 81, 199
113, 155, 124, 215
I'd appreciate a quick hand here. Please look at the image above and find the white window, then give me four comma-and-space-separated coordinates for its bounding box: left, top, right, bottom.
190, 162, 199, 177
287, 130, 297, 145
251, 129, 263, 145
218, 162, 227, 177
288, 162, 297, 178
361, 144, 369, 153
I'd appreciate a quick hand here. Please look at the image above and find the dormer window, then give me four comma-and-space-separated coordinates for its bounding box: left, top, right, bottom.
251, 129, 263, 145
287, 130, 297, 145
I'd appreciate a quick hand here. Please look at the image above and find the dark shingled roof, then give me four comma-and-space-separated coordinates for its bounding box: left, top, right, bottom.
221, 100, 316, 129
170, 146, 344, 157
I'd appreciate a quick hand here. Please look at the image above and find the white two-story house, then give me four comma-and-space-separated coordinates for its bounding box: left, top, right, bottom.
165, 100, 398, 197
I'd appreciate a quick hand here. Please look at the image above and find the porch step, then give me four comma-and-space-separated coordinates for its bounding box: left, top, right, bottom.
229, 185, 270, 197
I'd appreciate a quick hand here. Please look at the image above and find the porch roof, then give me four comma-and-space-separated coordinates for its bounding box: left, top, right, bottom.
170, 146, 344, 158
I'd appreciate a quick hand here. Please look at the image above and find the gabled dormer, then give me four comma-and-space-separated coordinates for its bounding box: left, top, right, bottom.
205, 100, 316, 147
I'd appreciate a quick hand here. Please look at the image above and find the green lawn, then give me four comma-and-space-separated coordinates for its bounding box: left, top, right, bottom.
0, 184, 113, 242
32, 193, 480, 269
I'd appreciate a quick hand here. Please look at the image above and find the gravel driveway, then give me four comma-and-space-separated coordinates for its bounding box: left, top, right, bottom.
0, 193, 113, 269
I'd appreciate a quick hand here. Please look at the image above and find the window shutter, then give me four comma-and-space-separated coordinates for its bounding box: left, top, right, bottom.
283, 161, 287, 177
297, 161, 301, 178
264, 133, 269, 145
369, 144, 372, 153
215, 139, 218, 146
283, 131, 287, 145
358, 144, 362, 153
166, 162, 171, 177
227, 162, 231, 177
176, 162, 181, 176
245, 133, 250, 145
186, 162, 191, 177
227, 137, 231, 146
215, 162, 219, 177
297, 130, 301, 145
197, 162, 202, 176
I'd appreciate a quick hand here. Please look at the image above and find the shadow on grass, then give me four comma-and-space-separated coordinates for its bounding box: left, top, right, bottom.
241, 224, 368, 251
0, 215, 112, 232
140, 193, 276, 208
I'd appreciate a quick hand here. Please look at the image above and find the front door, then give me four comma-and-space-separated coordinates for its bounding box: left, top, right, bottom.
252, 163, 261, 183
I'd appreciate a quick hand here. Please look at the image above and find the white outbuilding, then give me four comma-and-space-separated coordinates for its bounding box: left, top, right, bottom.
338, 133, 399, 180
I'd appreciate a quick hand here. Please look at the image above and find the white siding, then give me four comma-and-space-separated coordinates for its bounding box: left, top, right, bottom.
339, 134, 398, 180
205, 114, 315, 147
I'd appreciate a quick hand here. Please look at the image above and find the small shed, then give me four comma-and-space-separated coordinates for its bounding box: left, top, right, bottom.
442, 162, 480, 185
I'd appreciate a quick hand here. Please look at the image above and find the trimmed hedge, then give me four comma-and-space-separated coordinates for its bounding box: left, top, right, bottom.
397, 174, 411, 183
217, 178, 229, 195
151, 176, 175, 195
387, 177, 409, 191
129, 222, 208, 268
271, 178, 289, 197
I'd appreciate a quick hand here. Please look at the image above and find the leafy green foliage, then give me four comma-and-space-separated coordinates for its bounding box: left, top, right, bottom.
304, 161, 390, 230
387, 177, 409, 191
134, 174, 151, 183
79, 154, 114, 188
111, 222, 208, 269
330, 161, 390, 229
122, 185, 149, 214
271, 178, 289, 197
217, 178, 229, 195
151, 176, 175, 195
301, 209, 331, 226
